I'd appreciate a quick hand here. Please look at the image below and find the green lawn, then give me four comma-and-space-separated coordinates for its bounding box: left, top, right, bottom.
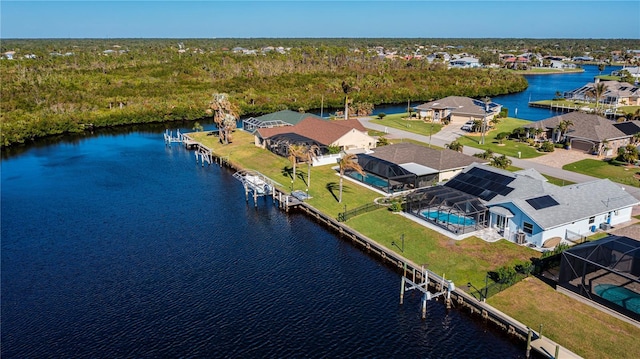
347, 209, 538, 286
562, 159, 640, 188
455, 117, 545, 159
489, 278, 640, 359
370, 112, 443, 138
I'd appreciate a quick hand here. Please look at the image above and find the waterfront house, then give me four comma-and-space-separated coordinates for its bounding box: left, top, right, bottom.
254, 117, 376, 159
243, 110, 324, 132
404, 163, 639, 246
354, 143, 486, 192
414, 96, 502, 125
524, 112, 640, 155
564, 80, 640, 107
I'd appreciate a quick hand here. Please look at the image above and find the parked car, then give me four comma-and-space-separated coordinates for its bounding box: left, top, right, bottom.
461, 120, 475, 131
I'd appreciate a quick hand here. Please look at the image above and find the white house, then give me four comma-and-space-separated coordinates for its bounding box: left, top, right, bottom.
405, 163, 639, 248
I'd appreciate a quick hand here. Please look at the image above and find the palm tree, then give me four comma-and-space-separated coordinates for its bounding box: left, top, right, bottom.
586, 82, 608, 115
207, 93, 239, 144
303, 144, 320, 192
555, 119, 574, 143
490, 154, 512, 169
287, 143, 306, 186
341, 81, 359, 120
446, 140, 464, 153
338, 153, 364, 203
473, 149, 494, 160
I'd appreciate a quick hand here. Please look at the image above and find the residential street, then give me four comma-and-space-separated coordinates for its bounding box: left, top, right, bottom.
358, 116, 640, 202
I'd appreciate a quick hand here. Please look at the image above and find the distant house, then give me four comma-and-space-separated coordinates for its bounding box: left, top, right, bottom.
404, 163, 639, 246
351, 143, 486, 192
243, 110, 323, 132
564, 80, 640, 107
414, 96, 502, 125
524, 112, 640, 155
449, 56, 481, 68
2, 51, 15, 60
254, 117, 376, 159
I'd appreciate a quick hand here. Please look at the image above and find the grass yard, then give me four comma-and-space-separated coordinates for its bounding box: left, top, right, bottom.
489, 277, 640, 359
347, 209, 539, 287
562, 159, 640, 188
189, 130, 379, 217
455, 117, 544, 159
370, 112, 443, 138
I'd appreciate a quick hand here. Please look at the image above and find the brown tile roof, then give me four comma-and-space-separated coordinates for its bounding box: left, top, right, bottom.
370, 143, 484, 171
256, 117, 364, 146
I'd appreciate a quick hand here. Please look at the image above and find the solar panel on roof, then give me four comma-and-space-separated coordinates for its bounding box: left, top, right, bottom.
526, 195, 559, 210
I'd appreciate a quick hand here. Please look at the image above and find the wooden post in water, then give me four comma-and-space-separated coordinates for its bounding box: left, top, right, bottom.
421, 293, 427, 319
244, 185, 249, 203
525, 327, 532, 359
253, 187, 258, 207
399, 277, 405, 305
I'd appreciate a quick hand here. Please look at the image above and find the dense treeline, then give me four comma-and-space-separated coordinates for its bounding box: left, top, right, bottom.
11, 38, 633, 146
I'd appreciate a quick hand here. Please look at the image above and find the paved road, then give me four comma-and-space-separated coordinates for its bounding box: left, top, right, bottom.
358, 117, 640, 201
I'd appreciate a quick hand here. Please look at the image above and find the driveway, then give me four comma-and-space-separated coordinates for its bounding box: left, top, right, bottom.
526, 148, 597, 168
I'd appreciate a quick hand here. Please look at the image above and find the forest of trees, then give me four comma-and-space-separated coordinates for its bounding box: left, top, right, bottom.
2, 38, 635, 147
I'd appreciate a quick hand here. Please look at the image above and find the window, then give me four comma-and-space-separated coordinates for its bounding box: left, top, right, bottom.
589, 216, 595, 224
523, 222, 533, 234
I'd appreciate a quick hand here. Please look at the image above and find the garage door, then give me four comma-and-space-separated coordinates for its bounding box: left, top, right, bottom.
571, 139, 594, 152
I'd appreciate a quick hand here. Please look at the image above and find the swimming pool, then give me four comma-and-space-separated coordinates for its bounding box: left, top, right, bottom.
594, 284, 640, 315
349, 172, 389, 189
421, 210, 476, 226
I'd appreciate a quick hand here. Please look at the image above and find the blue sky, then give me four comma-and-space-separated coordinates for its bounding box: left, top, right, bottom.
1, 1, 639, 39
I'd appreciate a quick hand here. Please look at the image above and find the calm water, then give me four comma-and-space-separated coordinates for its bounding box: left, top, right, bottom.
1, 130, 534, 358
366, 64, 624, 121
3, 64, 604, 358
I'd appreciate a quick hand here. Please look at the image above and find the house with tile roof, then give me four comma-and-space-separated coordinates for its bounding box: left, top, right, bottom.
242, 110, 324, 132
414, 96, 502, 125
254, 117, 376, 159
524, 112, 640, 155
404, 163, 639, 247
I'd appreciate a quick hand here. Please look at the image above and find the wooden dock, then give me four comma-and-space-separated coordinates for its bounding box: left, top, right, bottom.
171, 132, 582, 359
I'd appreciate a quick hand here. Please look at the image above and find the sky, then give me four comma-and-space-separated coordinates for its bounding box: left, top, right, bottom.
1, 1, 639, 39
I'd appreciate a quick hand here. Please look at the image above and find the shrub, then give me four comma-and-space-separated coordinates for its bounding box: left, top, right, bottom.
389, 201, 403, 212
377, 113, 386, 120
540, 141, 555, 152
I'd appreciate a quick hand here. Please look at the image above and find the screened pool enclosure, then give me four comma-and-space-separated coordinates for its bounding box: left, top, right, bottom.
404, 185, 488, 234
559, 235, 640, 322
352, 154, 436, 193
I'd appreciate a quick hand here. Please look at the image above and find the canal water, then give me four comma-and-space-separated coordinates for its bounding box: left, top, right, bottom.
1, 64, 611, 358
367, 64, 624, 121
1, 130, 538, 358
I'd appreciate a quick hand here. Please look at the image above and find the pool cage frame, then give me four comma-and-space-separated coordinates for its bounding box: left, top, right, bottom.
404, 185, 488, 235
558, 235, 640, 322
354, 154, 426, 193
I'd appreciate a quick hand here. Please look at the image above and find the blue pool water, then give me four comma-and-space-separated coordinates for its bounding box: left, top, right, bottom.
349, 172, 389, 188
422, 210, 476, 226
594, 284, 640, 315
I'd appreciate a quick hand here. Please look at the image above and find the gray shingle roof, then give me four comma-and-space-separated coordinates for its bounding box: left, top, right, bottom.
369, 143, 484, 171
524, 112, 631, 141
454, 163, 640, 229
414, 96, 500, 116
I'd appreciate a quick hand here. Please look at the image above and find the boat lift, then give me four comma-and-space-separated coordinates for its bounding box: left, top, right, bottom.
399, 265, 455, 319
233, 170, 282, 207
